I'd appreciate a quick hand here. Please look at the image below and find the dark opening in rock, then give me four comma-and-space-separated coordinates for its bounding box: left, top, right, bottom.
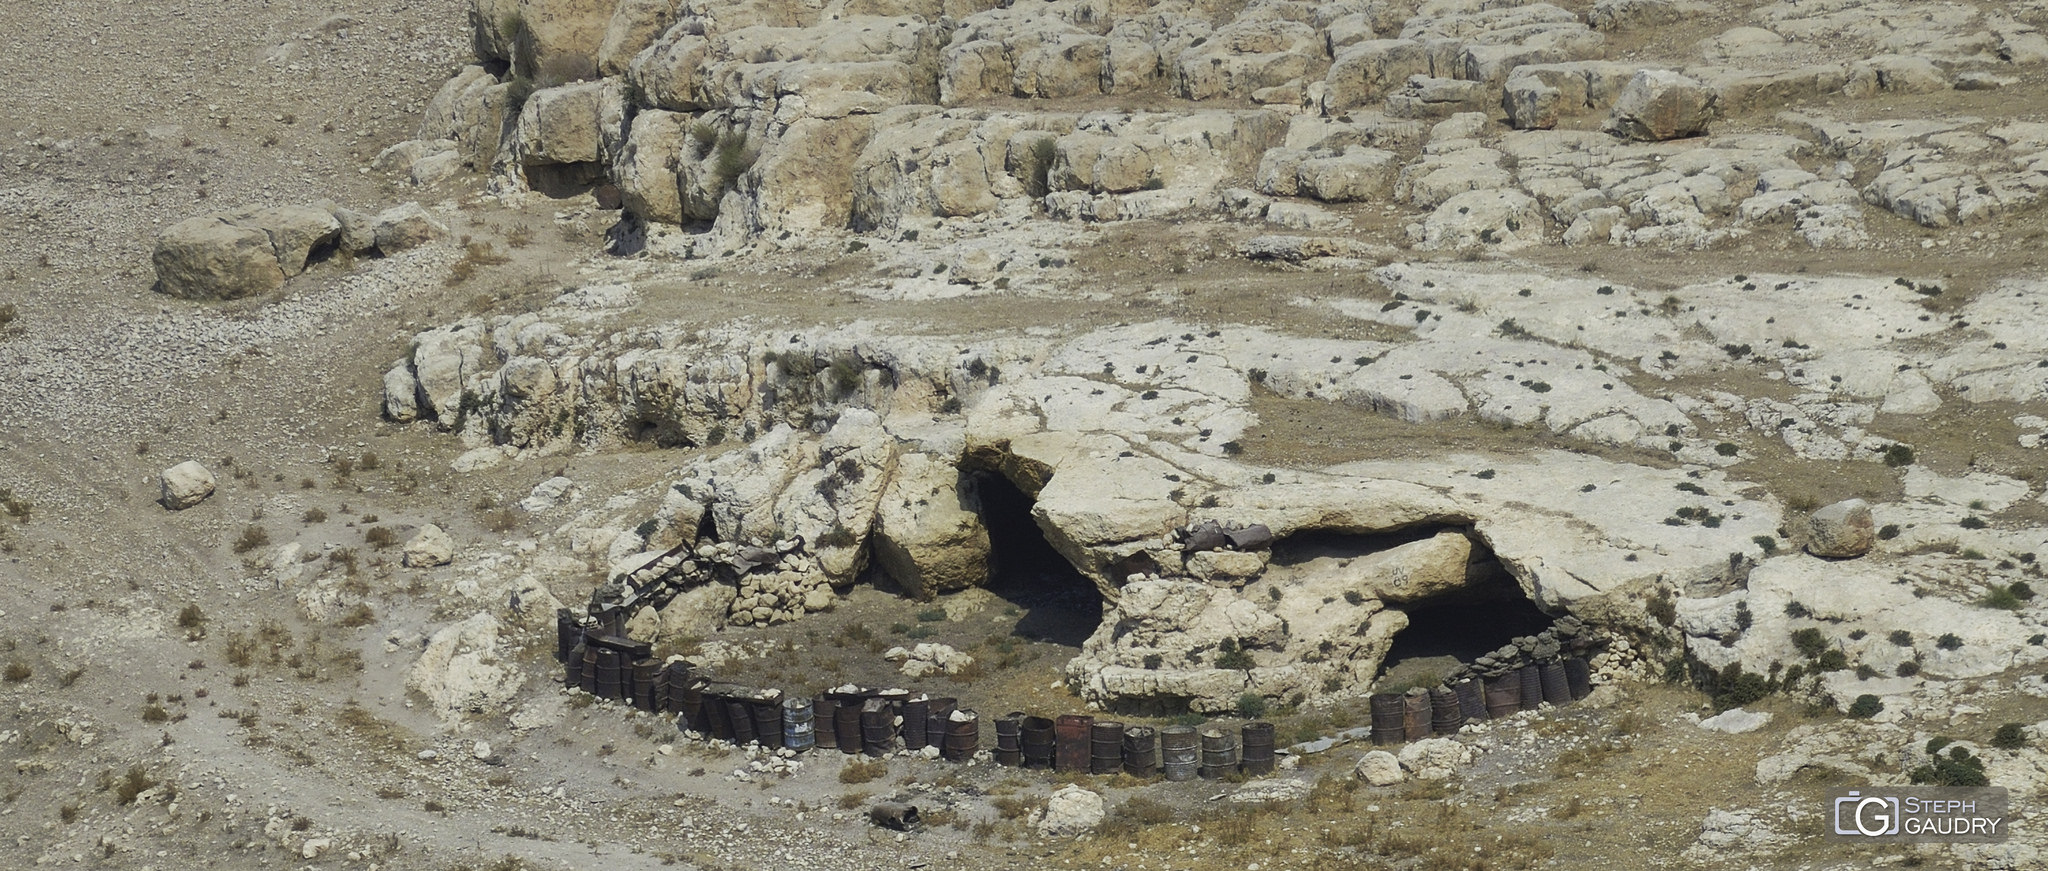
968, 471, 1101, 647
523, 161, 607, 198
1376, 555, 1554, 689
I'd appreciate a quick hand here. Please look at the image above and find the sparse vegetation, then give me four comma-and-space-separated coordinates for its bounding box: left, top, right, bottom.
838, 758, 886, 784
232, 524, 269, 554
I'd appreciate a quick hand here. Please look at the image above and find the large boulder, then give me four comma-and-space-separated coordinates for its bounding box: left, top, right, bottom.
1356, 750, 1404, 785
403, 524, 456, 568
243, 205, 342, 276
615, 109, 687, 223
406, 613, 524, 721
1605, 70, 1717, 141
1035, 785, 1105, 837
1803, 499, 1874, 558
372, 203, 448, 252
159, 461, 217, 510
514, 81, 606, 166
152, 216, 286, 300
872, 452, 991, 600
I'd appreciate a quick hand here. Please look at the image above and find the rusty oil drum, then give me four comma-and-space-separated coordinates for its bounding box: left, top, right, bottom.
751, 693, 784, 749
1539, 662, 1571, 706
1483, 673, 1521, 720
1021, 716, 1056, 769
1199, 727, 1239, 779
1121, 726, 1158, 778
994, 711, 1024, 767
1430, 686, 1464, 735
1239, 721, 1276, 775
941, 709, 979, 762
1089, 721, 1125, 775
632, 658, 660, 712
1054, 714, 1094, 773
726, 699, 756, 745
1160, 725, 1199, 781
1517, 664, 1543, 712
901, 698, 931, 751
1369, 693, 1404, 745
812, 695, 839, 750
1454, 678, 1486, 722
833, 698, 862, 754
1401, 690, 1432, 741
860, 698, 895, 757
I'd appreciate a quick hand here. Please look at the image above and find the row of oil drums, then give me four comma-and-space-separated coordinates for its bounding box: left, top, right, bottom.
1370, 658, 1593, 745
992, 714, 1277, 780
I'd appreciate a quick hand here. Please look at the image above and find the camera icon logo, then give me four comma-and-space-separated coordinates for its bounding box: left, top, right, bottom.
1833, 791, 1902, 837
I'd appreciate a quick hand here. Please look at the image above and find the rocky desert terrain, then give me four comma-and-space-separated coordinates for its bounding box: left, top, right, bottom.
6, 0, 2048, 868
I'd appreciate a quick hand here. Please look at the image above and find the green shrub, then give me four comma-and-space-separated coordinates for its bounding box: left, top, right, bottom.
1816, 649, 1848, 671
1910, 746, 1989, 787
1846, 694, 1884, 718
1791, 627, 1828, 658
1896, 661, 1920, 677
1214, 638, 1255, 670
1993, 723, 2029, 750
1882, 444, 1915, 467
1752, 535, 1778, 554
1712, 663, 1771, 710
916, 607, 947, 623
1234, 693, 1268, 719
1936, 633, 1964, 651
1889, 630, 1913, 646
232, 525, 270, 554
711, 132, 755, 190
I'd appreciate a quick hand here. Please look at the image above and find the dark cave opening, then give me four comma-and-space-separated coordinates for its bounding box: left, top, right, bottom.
967, 471, 1102, 648
1375, 548, 1558, 687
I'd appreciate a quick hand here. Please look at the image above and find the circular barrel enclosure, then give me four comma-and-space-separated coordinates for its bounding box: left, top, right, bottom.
1122, 726, 1158, 778
1240, 722, 1276, 775
1160, 725, 1200, 782
1517, 665, 1542, 712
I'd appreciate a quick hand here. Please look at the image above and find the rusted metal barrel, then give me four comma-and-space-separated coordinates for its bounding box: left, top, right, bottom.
833, 698, 861, 754
1483, 674, 1520, 720
726, 699, 756, 745
680, 679, 708, 733
1402, 690, 1432, 741
1021, 716, 1056, 769
994, 712, 1024, 767
751, 693, 784, 748
901, 698, 931, 751
1369, 693, 1405, 745
1454, 679, 1485, 722
1430, 687, 1464, 735
1564, 657, 1593, 700
632, 659, 660, 712
783, 696, 815, 752
869, 802, 920, 831
1199, 728, 1239, 779
1054, 715, 1093, 773
1539, 662, 1571, 706
1517, 665, 1542, 712
595, 648, 624, 699
564, 642, 584, 689
1089, 721, 1125, 775
1160, 726, 1199, 781
702, 689, 732, 740
580, 644, 598, 694
1122, 726, 1158, 778
813, 695, 838, 750
924, 698, 955, 748
555, 609, 581, 662
860, 698, 895, 757
1240, 722, 1276, 775
941, 710, 978, 762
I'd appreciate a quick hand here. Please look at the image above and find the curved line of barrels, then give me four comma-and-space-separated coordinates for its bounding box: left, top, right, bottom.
559, 612, 1594, 779
1371, 659, 1594, 745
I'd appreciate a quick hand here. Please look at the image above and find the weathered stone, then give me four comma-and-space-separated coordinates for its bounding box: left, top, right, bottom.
1605, 70, 1717, 141
1356, 749, 1404, 785
403, 524, 456, 568
372, 203, 449, 252
159, 461, 217, 510
1803, 499, 1874, 558
152, 216, 285, 300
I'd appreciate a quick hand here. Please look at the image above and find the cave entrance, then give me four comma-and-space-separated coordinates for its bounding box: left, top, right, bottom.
1373, 535, 1558, 689
968, 471, 1102, 647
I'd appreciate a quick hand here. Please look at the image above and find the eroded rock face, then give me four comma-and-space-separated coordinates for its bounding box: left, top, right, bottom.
1605, 70, 1718, 141
408, 613, 524, 721
1803, 499, 1874, 558
152, 216, 290, 300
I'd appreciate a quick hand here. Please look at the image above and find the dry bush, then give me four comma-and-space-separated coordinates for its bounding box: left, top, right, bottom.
232, 525, 270, 554
838, 758, 887, 784
338, 603, 376, 628
364, 526, 395, 548
3, 662, 29, 683
483, 509, 519, 532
